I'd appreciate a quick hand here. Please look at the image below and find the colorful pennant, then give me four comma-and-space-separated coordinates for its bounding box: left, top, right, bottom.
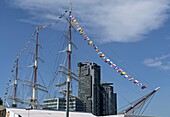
36, 26, 46, 31
36, 10, 68, 31
70, 15, 148, 90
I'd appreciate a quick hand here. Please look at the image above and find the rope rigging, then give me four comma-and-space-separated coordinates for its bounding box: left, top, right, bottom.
4, 7, 160, 115
70, 15, 149, 90
4, 9, 69, 108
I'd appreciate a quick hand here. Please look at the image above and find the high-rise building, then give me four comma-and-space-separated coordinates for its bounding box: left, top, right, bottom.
77, 62, 101, 116
43, 62, 117, 115
77, 62, 117, 116
100, 82, 117, 115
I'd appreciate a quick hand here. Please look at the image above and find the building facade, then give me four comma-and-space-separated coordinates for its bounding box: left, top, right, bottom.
77, 62, 101, 116
100, 83, 117, 115
43, 62, 117, 116
77, 62, 117, 116
42, 97, 85, 112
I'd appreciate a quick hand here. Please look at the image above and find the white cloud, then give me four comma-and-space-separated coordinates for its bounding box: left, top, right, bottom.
143, 58, 162, 67
143, 54, 170, 70
8, 0, 170, 43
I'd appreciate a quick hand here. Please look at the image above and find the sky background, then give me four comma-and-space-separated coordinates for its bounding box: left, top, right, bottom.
0, 0, 170, 117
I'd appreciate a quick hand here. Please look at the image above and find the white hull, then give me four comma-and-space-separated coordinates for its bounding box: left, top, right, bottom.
5, 108, 156, 117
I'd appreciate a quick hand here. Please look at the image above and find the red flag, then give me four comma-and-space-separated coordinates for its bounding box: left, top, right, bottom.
117, 69, 123, 73
110, 63, 116, 67
133, 80, 139, 83
141, 86, 147, 89
124, 74, 129, 78
77, 27, 82, 31
129, 77, 134, 81
83, 35, 87, 39
137, 83, 142, 86
36, 25, 46, 30
105, 59, 110, 63
88, 41, 93, 45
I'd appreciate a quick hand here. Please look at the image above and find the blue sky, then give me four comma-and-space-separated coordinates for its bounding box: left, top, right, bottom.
1, 0, 170, 116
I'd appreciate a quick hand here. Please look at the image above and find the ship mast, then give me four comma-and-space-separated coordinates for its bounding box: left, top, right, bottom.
66, 7, 72, 117
31, 31, 39, 108
12, 57, 19, 107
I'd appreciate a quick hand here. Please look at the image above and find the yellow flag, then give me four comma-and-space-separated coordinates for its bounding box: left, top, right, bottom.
36, 27, 40, 30
121, 71, 126, 75
100, 54, 105, 57
88, 41, 93, 45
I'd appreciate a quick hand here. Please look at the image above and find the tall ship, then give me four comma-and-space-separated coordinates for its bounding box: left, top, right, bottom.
1, 5, 159, 117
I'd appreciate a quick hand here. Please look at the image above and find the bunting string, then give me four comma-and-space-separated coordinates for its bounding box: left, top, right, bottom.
4, 79, 11, 104
35, 10, 68, 31
70, 15, 148, 90
17, 10, 68, 58
16, 40, 31, 58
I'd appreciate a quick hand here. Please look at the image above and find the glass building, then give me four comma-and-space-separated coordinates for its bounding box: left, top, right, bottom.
77, 62, 117, 116
77, 62, 101, 115
100, 82, 117, 115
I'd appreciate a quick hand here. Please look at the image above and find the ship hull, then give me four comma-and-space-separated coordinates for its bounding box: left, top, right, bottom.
5, 108, 156, 117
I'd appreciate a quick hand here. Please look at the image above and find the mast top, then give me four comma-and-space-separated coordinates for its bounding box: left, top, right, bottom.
69, 3, 72, 12
154, 87, 160, 91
